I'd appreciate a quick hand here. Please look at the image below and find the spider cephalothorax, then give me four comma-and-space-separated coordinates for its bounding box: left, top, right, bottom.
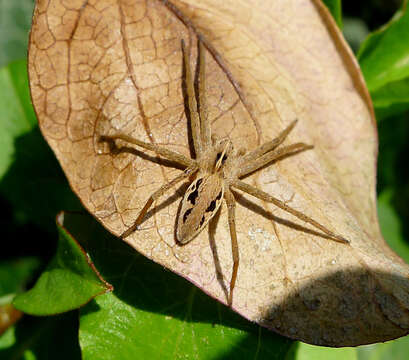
102, 39, 349, 306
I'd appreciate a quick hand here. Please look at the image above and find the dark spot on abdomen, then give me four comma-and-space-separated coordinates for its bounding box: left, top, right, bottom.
206, 191, 222, 213
216, 191, 222, 200
206, 200, 216, 213
187, 190, 198, 205
196, 215, 206, 231
187, 178, 203, 205
183, 208, 192, 223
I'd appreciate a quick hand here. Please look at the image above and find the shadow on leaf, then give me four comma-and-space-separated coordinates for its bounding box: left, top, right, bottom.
0, 128, 82, 234
64, 212, 409, 352
64, 212, 291, 359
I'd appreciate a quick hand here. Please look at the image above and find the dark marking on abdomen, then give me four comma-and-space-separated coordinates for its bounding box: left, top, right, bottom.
206, 200, 217, 213
183, 208, 192, 223
206, 191, 222, 213
216, 191, 222, 200
187, 178, 202, 205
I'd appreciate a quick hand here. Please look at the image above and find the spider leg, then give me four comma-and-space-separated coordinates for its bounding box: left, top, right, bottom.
122, 165, 199, 238
238, 142, 313, 178
182, 40, 203, 156
197, 41, 211, 148
224, 187, 239, 306
231, 179, 349, 244
100, 133, 196, 168
240, 119, 298, 164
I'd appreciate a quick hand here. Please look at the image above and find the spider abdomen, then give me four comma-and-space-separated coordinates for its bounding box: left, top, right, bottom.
177, 174, 224, 244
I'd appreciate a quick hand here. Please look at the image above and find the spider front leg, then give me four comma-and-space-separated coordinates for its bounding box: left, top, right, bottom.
224, 187, 239, 306
232, 180, 349, 244
122, 165, 199, 238
240, 119, 298, 165
238, 142, 313, 178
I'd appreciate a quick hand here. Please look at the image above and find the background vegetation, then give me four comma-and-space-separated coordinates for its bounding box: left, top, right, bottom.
0, 0, 408, 358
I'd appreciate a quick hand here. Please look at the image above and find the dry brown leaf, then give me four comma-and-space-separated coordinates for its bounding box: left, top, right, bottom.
29, 0, 409, 346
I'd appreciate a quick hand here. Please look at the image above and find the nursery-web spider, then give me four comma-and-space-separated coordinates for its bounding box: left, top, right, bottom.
102, 40, 348, 306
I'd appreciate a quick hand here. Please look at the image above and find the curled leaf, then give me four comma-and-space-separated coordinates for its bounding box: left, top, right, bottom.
29, 0, 409, 346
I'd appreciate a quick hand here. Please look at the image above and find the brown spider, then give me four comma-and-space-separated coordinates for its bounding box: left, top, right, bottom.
102, 40, 348, 306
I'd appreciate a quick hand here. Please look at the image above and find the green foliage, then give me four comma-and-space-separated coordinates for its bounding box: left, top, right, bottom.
357, 336, 409, 360
0, 60, 36, 179
322, 0, 343, 28
1, 0, 409, 359
377, 190, 409, 263
289, 342, 357, 359
290, 336, 409, 360
0, 313, 81, 360
13, 216, 112, 315
0, 0, 34, 67
0, 258, 40, 299
358, 1, 409, 119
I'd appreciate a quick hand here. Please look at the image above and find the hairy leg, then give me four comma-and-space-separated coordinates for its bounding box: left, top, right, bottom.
240, 119, 298, 164
238, 142, 313, 178
224, 187, 239, 306
232, 179, 349, 244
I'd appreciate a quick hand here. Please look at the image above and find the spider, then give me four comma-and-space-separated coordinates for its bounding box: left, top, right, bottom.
101, 39, 349, 306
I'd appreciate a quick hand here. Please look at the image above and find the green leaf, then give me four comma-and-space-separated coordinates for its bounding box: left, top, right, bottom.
376, 115, 409, 192
0, 60, 36, 179
289, 335, 409, 360
0, 257, 40, 336
342, 17, 369, 53
13, 214, 112, 316
0, 60, 82, 232
322, 0, 343, 28
0, 327, 16, 350
358, 2, 409, 118
0, 0, 35, 66
289, 342, 357, 360
58, 213, 293, 359
0, 312, 81, 360
377, 189, 409, 264
0, 257, 40, 298
357, 336, 409, 360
